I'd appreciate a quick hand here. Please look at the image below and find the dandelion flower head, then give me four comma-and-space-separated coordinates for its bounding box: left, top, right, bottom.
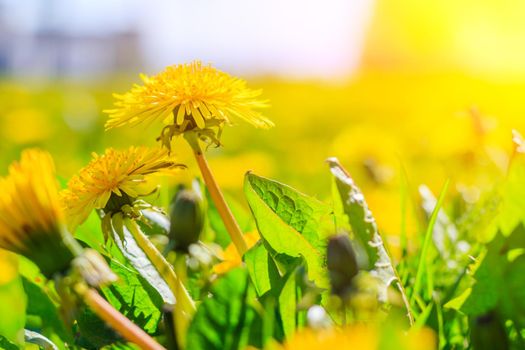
104, 61, 273, 146
62, 146, 180, 229
0, 149, 76, 276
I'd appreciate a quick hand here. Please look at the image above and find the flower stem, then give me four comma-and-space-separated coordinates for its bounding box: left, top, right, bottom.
75, 284, 166, 350
174, 253, 188, 348
186, 135, 248, 256
124, 217, 196, 314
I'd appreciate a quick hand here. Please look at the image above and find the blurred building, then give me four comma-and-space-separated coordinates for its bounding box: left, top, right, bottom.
0, 0, 372, 80
0, 0, 142, 78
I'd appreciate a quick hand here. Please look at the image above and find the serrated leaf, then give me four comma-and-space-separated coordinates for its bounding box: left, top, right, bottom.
101, 260, 163, 334
76, 306, 121, 349
244, 173, 331, 288
187, 268, 256, 350
76, 259, 164, 348
327, 158, 397, 302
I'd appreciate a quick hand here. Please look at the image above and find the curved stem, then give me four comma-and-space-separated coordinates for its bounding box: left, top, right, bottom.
124, 217, 196, 314
186, 134, 248, 256
173, 254, 189, 349
76, 284, 165, 350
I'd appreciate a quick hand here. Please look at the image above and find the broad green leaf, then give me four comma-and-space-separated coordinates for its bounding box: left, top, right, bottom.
0, 266, 26, 346
448, 225, 525, 322
76, 259, 164, 348
105, 214, 175, 304
76, 306, 121, 349
24, 329, 59, 350
207, 189, 254, 248
75, 211, 106, 250
327, 158, 397, 302
496, 155, 525, 237
101, 260, 163, 334
22, 277, 71, 343
187, 268, 256, 350
244, 173, 331, 288
244, 241, 280, 296
278, 271, 296, 338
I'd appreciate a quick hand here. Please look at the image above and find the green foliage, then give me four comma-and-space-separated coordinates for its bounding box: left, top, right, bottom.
328, 159, 399, 303
0, 275, 26, 346
101, 260, 164, 334
22, 277, 71, 343
244, 241, 280, 296
244, 172, 332, 288
187, 268, 258, 350
104, 213, 175, 304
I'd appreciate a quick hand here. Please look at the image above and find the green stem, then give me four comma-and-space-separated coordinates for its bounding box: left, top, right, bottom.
173, 254, 189, 348
124, 217, 196, 315
185, 133, 248, 256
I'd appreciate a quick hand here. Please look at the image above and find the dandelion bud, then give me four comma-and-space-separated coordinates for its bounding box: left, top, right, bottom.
168, 181, 205, 252
470, 311, 509, 350
327, 234, 360, 298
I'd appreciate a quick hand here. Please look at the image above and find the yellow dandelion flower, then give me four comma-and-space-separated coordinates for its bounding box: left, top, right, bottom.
213, 231, 260, 274
104, 60, 273, 146
0, 149, 79, 277
276, 326, 436, 350
62, 146, 181, 229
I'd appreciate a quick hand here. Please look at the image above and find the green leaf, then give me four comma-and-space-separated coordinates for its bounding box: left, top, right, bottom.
449, 224, 525, 322
278, 270, 297, 338
22, 277, 71, 343
105, 214, 175, 304
327, 158, 397, 302
412, 180, 450, 303
0, 273, 26, 346
207, 190, 254, 248
244, 172, 332, 288
187, 268, 256, 350
244, 241, 280, 296
101, 260, 164, 334
76, 259, 163, 348
0, 334, 18, 350
496, 156, 525, 237
76, 306, 121, 349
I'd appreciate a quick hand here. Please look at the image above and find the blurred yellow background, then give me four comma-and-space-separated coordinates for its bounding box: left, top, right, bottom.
1, 0, 525, 250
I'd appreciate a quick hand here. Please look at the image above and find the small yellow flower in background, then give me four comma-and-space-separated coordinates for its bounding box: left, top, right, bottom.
0, 149, 77, 277
274, 326, 435, 350
213, 231, 260, 274
104, 60, 273, 147
62, 146, 182, 229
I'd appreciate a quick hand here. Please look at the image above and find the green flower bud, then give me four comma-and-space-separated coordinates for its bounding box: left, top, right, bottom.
470, 311, 509, 350
327, 234, 360, 298
168, 181, 205, 253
